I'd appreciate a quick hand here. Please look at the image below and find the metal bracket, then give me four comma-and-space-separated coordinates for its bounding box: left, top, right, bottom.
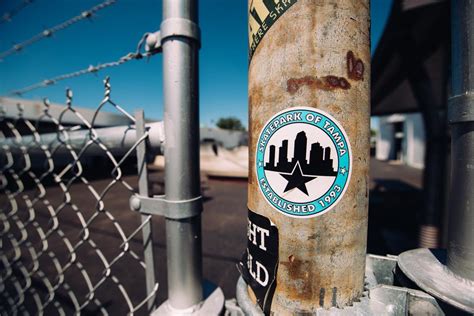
130, 194, 202, 220
448, 93, 474, 123
145, 18, 201, 52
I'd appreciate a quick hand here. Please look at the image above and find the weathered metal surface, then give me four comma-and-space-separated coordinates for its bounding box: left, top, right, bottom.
247, 0, 370, 313
236, 254, 445, 315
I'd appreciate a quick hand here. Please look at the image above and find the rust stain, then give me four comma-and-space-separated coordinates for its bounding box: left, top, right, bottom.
347, 50, 364, 81
287, 75, 351, 94
324, 76, 351, 89
327, 104, 343, 115
280, 257, 315, 300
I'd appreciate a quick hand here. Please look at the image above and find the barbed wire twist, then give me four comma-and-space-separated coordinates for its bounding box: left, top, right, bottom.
0, 0, 117, 61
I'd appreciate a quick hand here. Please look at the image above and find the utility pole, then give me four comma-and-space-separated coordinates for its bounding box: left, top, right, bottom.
240, 0, 370, 313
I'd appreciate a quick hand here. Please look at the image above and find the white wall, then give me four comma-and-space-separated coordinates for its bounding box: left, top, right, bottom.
376, 116, 395, 160
375, 113, 425, 169
403, 113, 425, 169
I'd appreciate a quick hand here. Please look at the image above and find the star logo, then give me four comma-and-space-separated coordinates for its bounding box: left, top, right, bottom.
279, 162, 316, 196
340, 167, 347, 175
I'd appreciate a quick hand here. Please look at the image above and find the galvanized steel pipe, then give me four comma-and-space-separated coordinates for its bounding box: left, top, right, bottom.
1, 121, 164, 155
162, 0, 203, 310
447, 0, 474, 281
243, 0, 370, 313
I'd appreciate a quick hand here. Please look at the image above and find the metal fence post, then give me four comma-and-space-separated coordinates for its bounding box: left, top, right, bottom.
135, 110, 157, 313
162, 0, 203, 311
239, 1, 370, 314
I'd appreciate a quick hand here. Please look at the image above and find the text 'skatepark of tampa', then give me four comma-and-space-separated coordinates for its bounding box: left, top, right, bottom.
256, 107, 352, 218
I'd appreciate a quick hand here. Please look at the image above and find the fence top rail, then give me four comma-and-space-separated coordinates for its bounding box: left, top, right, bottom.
0, 97, 133, 127
1, 121, 164, 156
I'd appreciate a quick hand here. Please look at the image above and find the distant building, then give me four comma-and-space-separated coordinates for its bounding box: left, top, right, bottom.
375, 113, 425, 169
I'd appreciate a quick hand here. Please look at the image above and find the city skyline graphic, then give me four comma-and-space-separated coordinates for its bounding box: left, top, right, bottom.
264, 130, 337, 177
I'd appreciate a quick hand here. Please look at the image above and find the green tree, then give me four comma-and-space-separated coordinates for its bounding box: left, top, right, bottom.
216, 117, 246, 131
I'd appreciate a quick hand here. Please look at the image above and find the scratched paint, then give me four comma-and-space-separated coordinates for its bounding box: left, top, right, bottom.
247, 0, 370, 313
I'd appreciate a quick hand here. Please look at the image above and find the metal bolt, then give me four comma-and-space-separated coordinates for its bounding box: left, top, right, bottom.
130, 196, 141, 211
145, 32, 161, 52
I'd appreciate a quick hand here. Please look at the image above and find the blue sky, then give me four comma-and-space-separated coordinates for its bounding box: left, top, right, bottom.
0, 0, 392, 127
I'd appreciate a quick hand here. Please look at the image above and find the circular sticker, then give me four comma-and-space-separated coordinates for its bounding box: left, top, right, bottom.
256, 107, 352, 218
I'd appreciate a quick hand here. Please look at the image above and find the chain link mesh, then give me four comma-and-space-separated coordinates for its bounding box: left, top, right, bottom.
0, 77, 158, 315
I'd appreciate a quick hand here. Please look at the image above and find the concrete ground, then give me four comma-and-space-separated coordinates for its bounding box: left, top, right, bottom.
367, 158, 423, 255
1, 158, 423, 314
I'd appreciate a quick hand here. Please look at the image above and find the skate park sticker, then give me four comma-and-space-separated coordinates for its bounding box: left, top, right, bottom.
256, 107, 352, 218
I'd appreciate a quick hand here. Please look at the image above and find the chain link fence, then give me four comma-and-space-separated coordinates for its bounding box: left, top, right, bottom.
0, 78, 160, 315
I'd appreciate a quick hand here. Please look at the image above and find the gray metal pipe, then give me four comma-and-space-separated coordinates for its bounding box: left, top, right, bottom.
447, 0, 474, 281
0, 121, 164, 155
162, 0, 203, 310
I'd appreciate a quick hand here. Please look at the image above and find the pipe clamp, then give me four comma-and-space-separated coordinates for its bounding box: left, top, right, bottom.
145, 18, 201, 52
160, 18, 201, 44
130, 194, 202, 219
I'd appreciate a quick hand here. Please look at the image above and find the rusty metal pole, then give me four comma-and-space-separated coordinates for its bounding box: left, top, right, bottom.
240, 0, 370, 314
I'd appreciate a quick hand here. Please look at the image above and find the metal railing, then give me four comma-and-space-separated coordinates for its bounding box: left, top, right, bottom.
0, 78, 162, 315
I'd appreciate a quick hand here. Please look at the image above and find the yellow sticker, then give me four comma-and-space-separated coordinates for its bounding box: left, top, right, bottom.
248, 0, 298, 60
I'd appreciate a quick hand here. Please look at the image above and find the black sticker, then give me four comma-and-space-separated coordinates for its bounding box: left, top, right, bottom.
248, 0, 298, 61
238, 209, 279, 314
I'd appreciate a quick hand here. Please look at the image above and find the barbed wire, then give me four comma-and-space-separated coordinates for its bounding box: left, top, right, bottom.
0, 0, 34, 25
0, 0, 116, 61
8, 32, 155, 96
